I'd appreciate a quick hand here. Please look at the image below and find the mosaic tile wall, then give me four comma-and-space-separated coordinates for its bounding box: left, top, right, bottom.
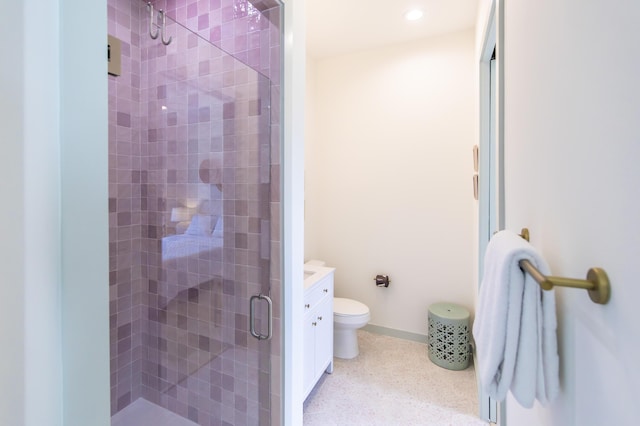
108, 0, 145, 413
108, 0, 281, 424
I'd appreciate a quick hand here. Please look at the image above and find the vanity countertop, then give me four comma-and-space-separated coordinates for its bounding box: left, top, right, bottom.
303, 264, 335, 290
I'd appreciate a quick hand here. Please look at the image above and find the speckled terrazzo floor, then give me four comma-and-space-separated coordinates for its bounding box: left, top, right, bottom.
303, 330, 488, 426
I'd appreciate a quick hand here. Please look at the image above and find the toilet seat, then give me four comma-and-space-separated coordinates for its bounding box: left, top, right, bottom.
334, 297, 369, 316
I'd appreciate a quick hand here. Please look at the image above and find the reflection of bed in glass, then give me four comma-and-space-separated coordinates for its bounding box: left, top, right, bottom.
160, 213, 224, 299
156, 212, 227, 393
162, 232, 223, 263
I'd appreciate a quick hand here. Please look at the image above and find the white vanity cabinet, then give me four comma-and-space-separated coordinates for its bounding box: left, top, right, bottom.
303, 268, 334, 400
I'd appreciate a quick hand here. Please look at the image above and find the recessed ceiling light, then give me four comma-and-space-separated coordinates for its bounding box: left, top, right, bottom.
404, 9, 424, 21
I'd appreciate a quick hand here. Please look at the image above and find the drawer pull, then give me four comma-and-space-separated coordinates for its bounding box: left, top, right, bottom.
323, 288, 328, 293
317, 316, 323, 320
305, 303, 310, 309
312, 322, 317, 326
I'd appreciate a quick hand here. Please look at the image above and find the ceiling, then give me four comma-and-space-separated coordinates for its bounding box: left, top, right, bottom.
306, 0, 479, 58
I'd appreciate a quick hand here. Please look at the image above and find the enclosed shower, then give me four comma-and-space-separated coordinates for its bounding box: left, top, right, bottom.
107, 0, 282, 424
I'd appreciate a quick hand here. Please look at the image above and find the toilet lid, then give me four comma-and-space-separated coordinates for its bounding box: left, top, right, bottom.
334, 297, 369, 316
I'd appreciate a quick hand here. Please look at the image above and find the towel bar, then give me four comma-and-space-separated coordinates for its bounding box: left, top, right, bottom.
518, 228, 611, 305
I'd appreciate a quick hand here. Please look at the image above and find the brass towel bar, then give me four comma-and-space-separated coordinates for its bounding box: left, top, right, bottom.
518, 228, 611, 305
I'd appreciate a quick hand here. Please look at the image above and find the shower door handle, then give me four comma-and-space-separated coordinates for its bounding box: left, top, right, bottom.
249, 294, 273, 341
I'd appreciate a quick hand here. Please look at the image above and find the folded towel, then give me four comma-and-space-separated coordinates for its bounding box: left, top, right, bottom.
473, 230, 559, 407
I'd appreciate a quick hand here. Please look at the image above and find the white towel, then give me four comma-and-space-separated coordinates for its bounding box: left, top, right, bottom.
473, 230, 559, 408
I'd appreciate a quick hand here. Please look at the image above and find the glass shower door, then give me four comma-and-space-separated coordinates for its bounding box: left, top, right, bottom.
109, 1, 280, 424
144, 13, 275, 425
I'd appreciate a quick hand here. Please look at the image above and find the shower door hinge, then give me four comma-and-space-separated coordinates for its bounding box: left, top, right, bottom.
108, 35, 121, 76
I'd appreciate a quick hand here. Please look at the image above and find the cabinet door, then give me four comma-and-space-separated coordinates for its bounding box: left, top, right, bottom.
315, 296, 333, 374
303, 313, 316, 397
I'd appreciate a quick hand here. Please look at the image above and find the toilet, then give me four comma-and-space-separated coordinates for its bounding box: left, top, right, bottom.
305, 259, 371, 359
333, 297, 370, 359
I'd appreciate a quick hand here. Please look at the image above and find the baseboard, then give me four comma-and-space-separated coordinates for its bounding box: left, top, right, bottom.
362, 324, 427, 344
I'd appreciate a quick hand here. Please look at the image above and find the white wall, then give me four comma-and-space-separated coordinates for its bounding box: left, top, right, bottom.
1, 2, 28, 424
1, 1, 64, 424
0, 1, 110, 425
60, 1, 110, 424
304, 53, 319, 256
498, 0, 640, 424
305, 30, 476, 335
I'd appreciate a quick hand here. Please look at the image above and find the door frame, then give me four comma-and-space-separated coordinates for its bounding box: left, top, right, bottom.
282, 0, 306, 425
477, 0, 504, 423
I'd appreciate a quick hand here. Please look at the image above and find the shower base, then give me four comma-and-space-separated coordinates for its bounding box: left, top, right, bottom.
111, 398, 197, 426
